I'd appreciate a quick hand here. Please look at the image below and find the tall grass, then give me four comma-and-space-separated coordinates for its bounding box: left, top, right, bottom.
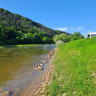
49, 38, 96, 96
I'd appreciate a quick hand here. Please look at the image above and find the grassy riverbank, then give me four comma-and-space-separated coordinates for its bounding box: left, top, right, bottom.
0, 44, 47, 48
47, 38, 96, 96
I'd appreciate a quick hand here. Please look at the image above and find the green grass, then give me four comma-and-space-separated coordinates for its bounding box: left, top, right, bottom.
0, 44, 46, 48
48, 38, 96, 96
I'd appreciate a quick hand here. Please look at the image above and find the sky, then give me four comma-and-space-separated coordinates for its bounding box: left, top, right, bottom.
0, 0, 96, 35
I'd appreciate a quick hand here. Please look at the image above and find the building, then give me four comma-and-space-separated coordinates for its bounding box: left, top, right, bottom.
89, 31, 96, 38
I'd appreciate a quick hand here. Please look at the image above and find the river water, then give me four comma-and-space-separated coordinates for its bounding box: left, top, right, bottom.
0, 44, 55, 93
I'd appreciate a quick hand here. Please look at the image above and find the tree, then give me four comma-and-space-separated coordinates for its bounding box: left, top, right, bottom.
74, 32, 81, 36
7, 26, 17, 40
20, 33, 33, 44
72, 32, 81, 40
53, 33, 72, 43
60, 33, 71, 43
53, 35, 61, 43
33, 33, 42, 44
43, 37, 53, 44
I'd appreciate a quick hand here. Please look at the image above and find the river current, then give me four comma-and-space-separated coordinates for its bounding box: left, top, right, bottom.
0, 44, 55, 92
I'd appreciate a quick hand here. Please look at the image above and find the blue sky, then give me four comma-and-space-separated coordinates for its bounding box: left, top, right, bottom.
0, 0, 96, 35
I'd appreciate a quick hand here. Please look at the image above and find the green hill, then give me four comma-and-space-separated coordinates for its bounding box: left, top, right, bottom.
0, 8, 70, 45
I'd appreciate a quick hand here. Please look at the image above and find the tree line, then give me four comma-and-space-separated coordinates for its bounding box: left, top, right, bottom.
53, 32, 84, 43
0, 8, 84, 45
0, 24, 54, 45
0, 8, 65, 45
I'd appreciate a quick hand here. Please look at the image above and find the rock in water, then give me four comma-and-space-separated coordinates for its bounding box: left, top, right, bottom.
43, 60, 47, 63
34, 66, 43, 70
39, 63, 44, 66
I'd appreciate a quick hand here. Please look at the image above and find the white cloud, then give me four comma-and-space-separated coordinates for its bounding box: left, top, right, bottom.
77, 27, 84, 30
55, 27, 68, 31
70, 27, 84, 31
54, 27, 84, 32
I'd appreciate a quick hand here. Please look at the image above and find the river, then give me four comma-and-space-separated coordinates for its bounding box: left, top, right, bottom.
0, 44, 55, 94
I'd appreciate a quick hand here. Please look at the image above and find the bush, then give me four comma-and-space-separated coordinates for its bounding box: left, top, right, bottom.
43, 37, 53, 44
53, 33, 72, 43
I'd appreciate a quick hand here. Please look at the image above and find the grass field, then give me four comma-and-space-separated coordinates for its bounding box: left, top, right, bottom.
0, 44, 44, 48
46, 38, 96, 96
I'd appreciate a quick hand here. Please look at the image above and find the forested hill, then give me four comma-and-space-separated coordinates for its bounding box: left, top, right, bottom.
0, 8, 69, 45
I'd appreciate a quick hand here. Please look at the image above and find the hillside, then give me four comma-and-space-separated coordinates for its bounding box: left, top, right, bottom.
45, 38, 96, 96
0, 8, 70, 45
